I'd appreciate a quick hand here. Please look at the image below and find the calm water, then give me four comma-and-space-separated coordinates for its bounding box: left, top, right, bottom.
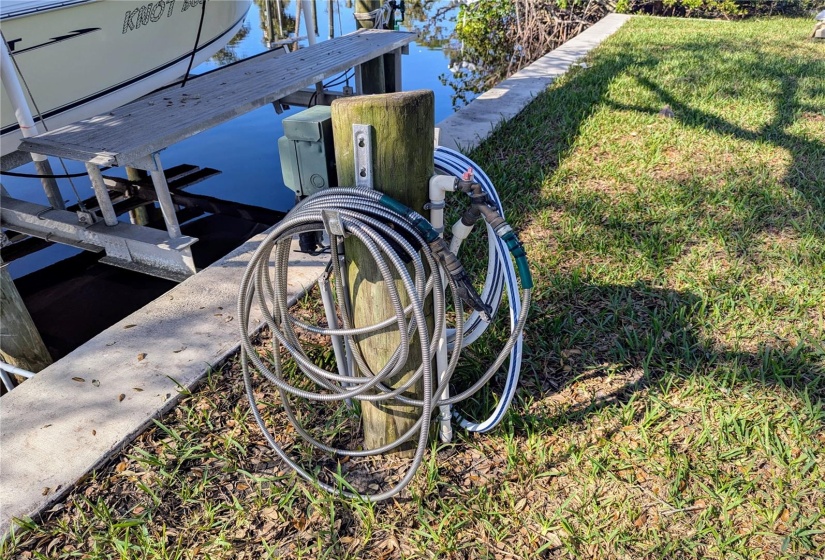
5, 0, 467, 279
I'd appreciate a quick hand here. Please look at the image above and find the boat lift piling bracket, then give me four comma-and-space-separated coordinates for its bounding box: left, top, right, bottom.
84, 163, 119, 226
272, 100, 290, 114
353, 124, 374, 190
353, 65, 364, 96
131, 153, 184, 239
391, 46, 405, 91
0, 196, 198, 282
353, 45, 407, 95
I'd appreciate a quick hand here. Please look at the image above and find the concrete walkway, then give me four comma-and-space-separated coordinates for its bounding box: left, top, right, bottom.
0, 237, 328, 536
0, 13, 631, 537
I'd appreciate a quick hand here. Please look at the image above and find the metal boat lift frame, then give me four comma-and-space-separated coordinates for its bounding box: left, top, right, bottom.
2, 29, 415, 281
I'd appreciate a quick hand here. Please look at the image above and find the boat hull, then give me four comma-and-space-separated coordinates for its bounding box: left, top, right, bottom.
1, 0, 250, 158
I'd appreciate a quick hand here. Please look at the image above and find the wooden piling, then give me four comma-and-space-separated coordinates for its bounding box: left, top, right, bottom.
126, 167, 149, 226
331, 90, 434, 456
0, 257, 52, 380
354, 0, 386, 94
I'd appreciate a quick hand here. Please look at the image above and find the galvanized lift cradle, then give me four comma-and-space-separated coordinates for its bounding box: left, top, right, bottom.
3, 29, 415, 281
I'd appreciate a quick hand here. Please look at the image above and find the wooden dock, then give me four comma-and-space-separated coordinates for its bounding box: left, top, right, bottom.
20, 30, 415, 167
6, 29, 416, 281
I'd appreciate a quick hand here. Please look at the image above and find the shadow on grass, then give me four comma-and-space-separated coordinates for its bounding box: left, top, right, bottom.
506, 282, 824, 429
607, 64, 825, 240
460, 28, 825, 432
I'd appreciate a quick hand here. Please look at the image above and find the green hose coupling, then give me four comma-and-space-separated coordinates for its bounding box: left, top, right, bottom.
378, 191, 498, 315
378, 194, 439, 243
378, 193, 413, 218
502, 231, 533, 290
501, 231, 522, 255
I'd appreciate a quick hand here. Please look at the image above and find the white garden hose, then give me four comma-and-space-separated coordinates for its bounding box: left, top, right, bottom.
433, 146, 525, 433
239, 159, 532, 501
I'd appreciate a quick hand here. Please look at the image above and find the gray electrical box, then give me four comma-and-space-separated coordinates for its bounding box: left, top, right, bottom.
278, 105, 335, 197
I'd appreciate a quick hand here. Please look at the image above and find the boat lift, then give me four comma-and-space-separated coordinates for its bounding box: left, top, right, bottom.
1, 29, 415, 281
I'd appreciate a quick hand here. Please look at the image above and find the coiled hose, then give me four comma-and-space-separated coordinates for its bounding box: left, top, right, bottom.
239, 162, 532, 501
434, 147, 524, 432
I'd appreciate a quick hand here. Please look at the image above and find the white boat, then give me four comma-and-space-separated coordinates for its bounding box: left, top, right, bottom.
0, 0, 251, 158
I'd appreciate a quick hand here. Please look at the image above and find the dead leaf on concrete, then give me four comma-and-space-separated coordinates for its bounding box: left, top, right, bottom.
137, 353, 147, 361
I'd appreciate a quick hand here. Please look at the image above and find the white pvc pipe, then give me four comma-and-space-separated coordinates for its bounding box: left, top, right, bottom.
428, 174, 456, 442
0, 362, 36, 378
0, 361, 36, 391
0, 369, 15, 392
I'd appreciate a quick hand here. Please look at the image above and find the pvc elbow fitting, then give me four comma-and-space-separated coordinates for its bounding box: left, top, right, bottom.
429, 174, 457, 203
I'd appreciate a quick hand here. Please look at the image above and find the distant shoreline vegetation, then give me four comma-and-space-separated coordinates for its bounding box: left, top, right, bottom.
616, 0, 820, 18
443, 0, 819, 107
443, 0, 615, 107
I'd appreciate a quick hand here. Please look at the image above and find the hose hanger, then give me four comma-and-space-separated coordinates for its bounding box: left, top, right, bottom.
239, 148, 531, 501
353, 1, 403, 29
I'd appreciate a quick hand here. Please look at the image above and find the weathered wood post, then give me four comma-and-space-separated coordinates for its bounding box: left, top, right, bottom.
126, 167, 149, 226
354, 0, 386, 94
0, 257, 52, 380
275, 0, 284, 39
264, 0, 274, 44
331, 91, 434, 456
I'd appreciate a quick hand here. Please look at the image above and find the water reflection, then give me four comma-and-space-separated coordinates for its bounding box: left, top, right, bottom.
2, 1, 471, 280
210, 20, 252, 66
257, 0, 298, 44
211, 0, 471, 107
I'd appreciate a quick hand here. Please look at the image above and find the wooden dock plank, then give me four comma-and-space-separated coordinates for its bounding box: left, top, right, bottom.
19, 30, 416, 167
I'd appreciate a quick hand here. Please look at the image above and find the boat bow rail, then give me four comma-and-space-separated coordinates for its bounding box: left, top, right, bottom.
9, 29, 416, 281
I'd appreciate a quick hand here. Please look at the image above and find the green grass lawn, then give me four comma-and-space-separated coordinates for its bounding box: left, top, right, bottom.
4, 16, 824, 559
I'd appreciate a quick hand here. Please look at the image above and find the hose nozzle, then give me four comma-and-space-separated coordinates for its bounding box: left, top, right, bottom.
429, 237, 492, 321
